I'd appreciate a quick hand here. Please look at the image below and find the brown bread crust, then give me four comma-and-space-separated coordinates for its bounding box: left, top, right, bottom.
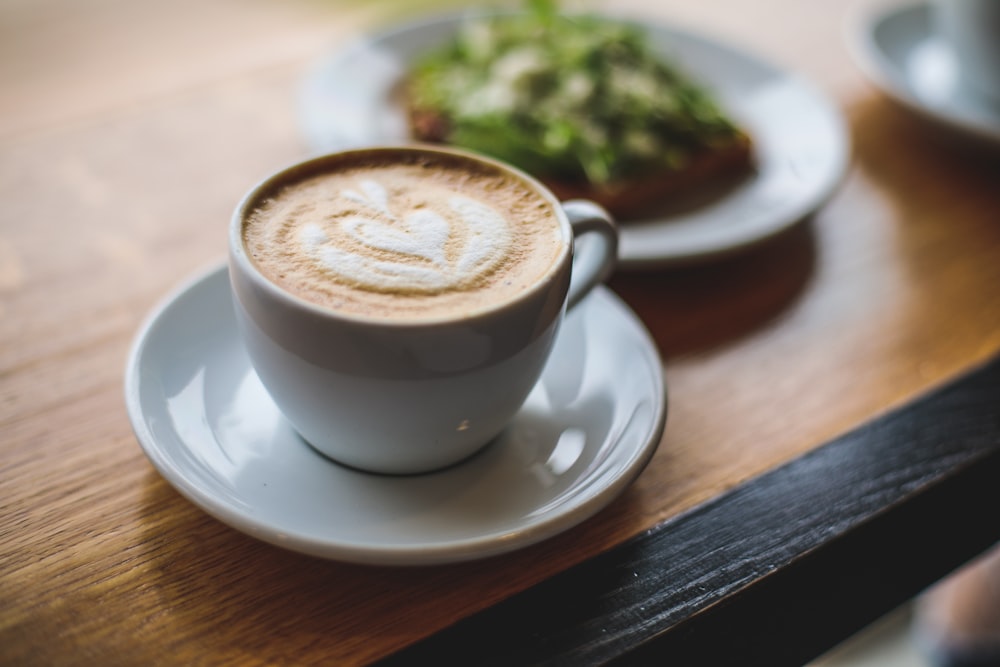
539, 132, 753, 219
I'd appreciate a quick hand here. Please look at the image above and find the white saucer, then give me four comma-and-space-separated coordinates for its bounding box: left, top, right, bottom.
298, 12, 849, 268
850, 1, 1000, 145
124, 264, 666, 566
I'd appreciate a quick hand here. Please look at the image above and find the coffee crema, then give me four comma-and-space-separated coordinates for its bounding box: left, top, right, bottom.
242, 151, 566, 320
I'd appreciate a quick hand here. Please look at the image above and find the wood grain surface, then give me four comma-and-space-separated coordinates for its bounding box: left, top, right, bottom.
2, 0, 1000, 665
378, 355, 1000, 665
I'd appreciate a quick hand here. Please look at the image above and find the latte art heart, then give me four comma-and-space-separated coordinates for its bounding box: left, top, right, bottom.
298, 180, 513, 294
342, 208, 450, 268
242, 152, 563, 320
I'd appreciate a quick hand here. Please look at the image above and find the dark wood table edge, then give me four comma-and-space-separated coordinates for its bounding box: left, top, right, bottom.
378, 353, 1000, 666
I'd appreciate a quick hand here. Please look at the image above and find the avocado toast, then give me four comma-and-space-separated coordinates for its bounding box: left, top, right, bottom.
406, 0, 753, 219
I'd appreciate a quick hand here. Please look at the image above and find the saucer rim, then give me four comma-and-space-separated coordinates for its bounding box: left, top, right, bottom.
124, 263, 667, 565
848, 0, 1000, 145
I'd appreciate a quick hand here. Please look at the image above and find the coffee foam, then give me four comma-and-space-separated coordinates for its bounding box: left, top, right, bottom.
242, 153, 565, 320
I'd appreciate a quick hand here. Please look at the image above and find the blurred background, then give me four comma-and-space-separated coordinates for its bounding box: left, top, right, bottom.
2, 1, 997, 665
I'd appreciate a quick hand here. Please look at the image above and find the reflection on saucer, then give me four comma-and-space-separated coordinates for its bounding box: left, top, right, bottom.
908, 39, 958, 105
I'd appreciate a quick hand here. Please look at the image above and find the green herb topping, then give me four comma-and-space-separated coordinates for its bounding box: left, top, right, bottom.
408, 0, 742, 186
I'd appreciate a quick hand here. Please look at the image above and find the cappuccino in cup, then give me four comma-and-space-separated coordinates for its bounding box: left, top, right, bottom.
242, 150, 564, 321
229, 146, 617, 474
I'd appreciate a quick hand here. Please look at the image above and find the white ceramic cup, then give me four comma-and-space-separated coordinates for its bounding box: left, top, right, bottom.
935, 0, 1000, 100
228, 146, 618, 474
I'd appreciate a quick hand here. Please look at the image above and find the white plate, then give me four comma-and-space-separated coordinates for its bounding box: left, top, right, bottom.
124, 265, 666, 566
298, 12, 849, 268
850, 1, 1000, 145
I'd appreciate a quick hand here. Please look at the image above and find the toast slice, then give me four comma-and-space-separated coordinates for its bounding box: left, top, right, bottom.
408, 104, 753, 220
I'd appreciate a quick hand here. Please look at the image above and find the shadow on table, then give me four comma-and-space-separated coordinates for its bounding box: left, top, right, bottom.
856, 86, 1000, 167
137, 468, 649, 663
610, 219, 818, 358
849, 94, 1000, 202
847, 95, 1000, 300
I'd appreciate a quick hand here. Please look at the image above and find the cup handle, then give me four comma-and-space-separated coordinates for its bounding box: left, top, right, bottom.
561, 200, 619, 310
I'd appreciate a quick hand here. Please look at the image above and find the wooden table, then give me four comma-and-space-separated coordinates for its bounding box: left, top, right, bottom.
3, 0, 999, 664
